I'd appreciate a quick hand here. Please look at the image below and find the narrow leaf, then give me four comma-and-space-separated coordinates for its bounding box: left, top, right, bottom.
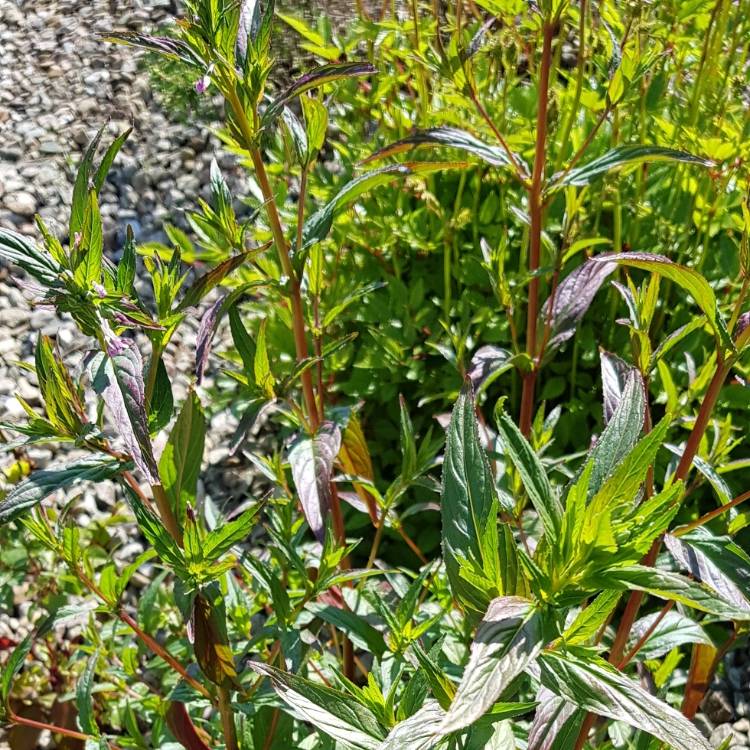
76, 651, 99, 735
0, 455, 125, 525
289, 422, 342, 541
440, 597, 543, 734
176, 252, 250, 312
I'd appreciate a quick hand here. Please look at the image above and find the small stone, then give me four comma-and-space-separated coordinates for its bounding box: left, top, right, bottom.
3, 191, 37, 217
733, 718, 750, 733
703, 691, 735, 725
710, 724, 742, 748
39, 140, 65, 155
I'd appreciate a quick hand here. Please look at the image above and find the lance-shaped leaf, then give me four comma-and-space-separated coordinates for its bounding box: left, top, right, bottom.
249, 661, 384, 750
495, 409, 562, 544
600, 350, 637, 424
165, 702, 212, 750
593, 252, 733, 351
0, 454, 125, 525
76, 650, 99, 736
527, 688, 584, 750
302, 162, 468, 249
289, 422, 342, 541
378, 700, 445, 750
600, 565, 750, 621
626, 610, 712, 661
0, 633, 33, 720
160, 391, 205, 524
665, 528, 750, 611
0, 228, 62, 287
195, 296, 225, 384
441, 384, 509, 612
586, 369, 645, 499
176, 252, 251, 312
365, 126, 525, 172
538, 649, 711, 750
91, 335, 159, 484
100, 31, 204, 67
541, 258, 616, 353
440, 597, 543, 734
305, 602, 386, 657
552, 145, 712, 188
467, 345, 515, 395
262, 62, 376, 129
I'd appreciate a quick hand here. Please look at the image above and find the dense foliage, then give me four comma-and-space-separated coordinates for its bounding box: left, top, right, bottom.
1, 0, 750, 748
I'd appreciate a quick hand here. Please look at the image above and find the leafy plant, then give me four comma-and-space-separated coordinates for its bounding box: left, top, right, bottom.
1, 0, 750, 749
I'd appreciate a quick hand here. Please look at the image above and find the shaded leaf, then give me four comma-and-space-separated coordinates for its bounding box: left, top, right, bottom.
365, 126, 523, 170
0, 454, 125, 526
600, 350, 637, 424
177, 252, 250, 312
263, 62, 376, 129
554, 145, 711, 188
76, 651, 99, 735
467, 346, 513, 394
627, 610, 712, 660
305, 602, 387, 657
289, 422, 342, 541
195, 296, 225, 384
542, 258, 617, 352
527, 688, 583, 750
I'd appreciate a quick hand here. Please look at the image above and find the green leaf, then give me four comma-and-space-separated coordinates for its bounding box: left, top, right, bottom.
289, 422, 342, 541
538, 649, 711, 750
305, 602, 387, 657
117, 225, 137, 294
527, 689, 584, 750
176, 252, 250, 312
495, 409, 562, 544
0, 454, 125, 526
626, 610, 712, 660
262, 62, 376, 130
76, 651, 99, 736
70, 125, 105, 248
594, 252, 733, 351
160, 391, 205, 523
249, 661, 384, 749
600, 565, 750, 621
73, 189, 103, 285
302, 162, 468, 249
441, 384, 507, 613
440, 597, 543, 735
1, 633, 33, 714
93, 127, 131, 193
553, 145, 711, 188
254, 319, 275, 398
586, 369, 645, 498
203, 505, 260, 561
0, 227, 62, 287
365, 126, 524, 171
122, 484, 185, 570
561, 590, 621, 646
147, 357, 174, 434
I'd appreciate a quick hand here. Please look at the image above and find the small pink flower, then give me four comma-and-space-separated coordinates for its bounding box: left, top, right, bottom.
195, 74, 210, 94
93, 282, 106, 298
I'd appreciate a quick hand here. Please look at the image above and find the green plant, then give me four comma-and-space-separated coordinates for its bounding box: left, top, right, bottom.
1, 0, 750, 749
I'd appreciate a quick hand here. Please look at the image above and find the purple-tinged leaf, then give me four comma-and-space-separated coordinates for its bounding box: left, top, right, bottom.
541, 258, 616, 352
599, 350, 638, 424
289, 422, 342, 541
552, 145, 712, 188
177, 252, 251, 312
91, 333, 159, 484
195, 296, 225, 384
440, 597, 543, 734
467, 345, 513, 393
0, 454, 126, 525
363, 126, 524, 172
262, 62, 376, 129
527, 688, 583, 750
665, 529, 750, 612
538, 649, 711, 750
100, 32, 204, 68
626, 610, 711, 661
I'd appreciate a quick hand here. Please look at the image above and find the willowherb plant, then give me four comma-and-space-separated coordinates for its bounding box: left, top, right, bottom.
1, 1, 750, 749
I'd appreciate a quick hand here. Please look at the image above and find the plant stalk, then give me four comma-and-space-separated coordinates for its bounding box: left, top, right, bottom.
519, 20, 555, 436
